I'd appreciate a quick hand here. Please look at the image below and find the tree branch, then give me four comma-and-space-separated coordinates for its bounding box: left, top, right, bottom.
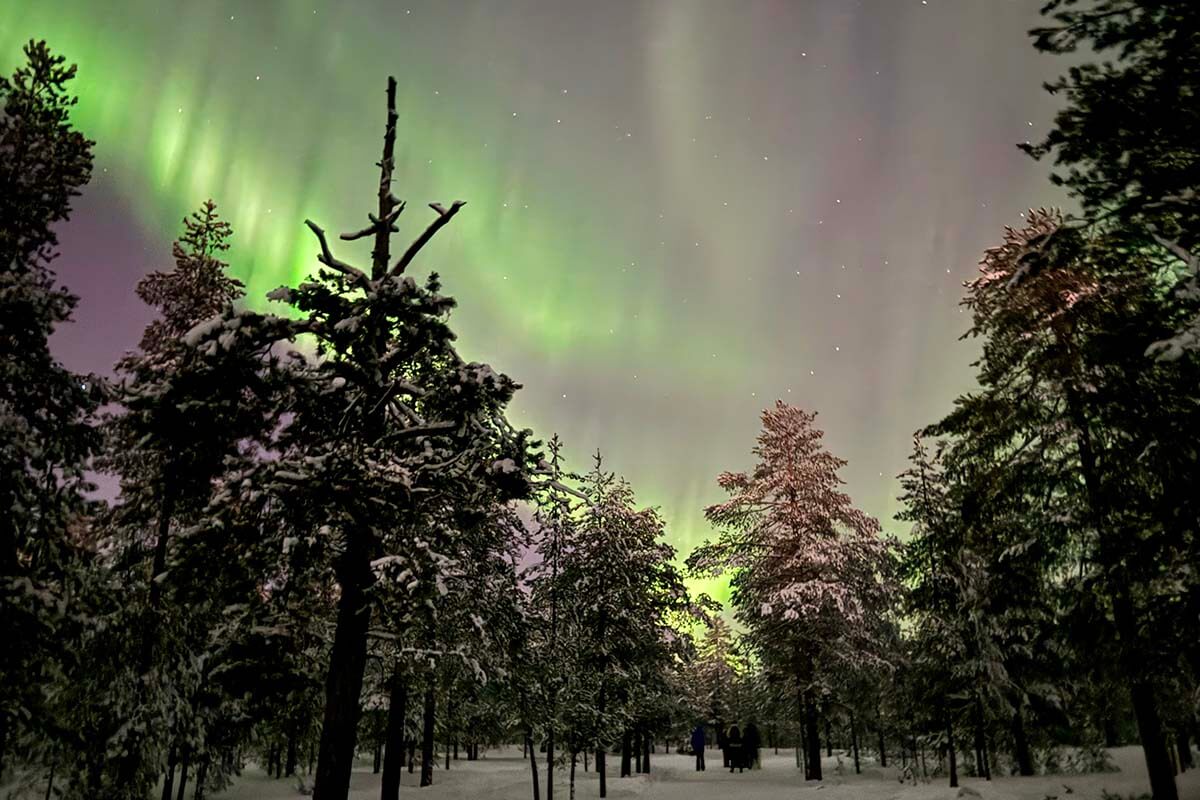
304, 220, 370, 288
390, 201, 466, 276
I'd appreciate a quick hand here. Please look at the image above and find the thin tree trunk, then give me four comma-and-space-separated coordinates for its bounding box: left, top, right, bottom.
642, 731, 650, 774
286, 725, 299, 777
407, 740, 414, 774
313, 540, 374, 800
569, 750, 577, 800
176, 746, 191, 800
374, 742, 382, 774
421, 682, 436, 787
944, 707, 958, 789
876, 705, 887, 767
973, 694, 990, 780
194, 755, 209, 800
381, 672, 408, 800
1012, 709, 1033, 776
824, 715, 833, 757
621, 731, 631, 777
43, 762, 54, 800
162, 743, 178, 800
526, 730, 540, 800
546, 730, 555, 800
597, 748, 606, 798
850, 712, 860, 774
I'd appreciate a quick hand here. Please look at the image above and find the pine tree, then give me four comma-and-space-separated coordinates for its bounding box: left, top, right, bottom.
688, 402, 897, 782
0, 40, 98, 781
923, 209, 1200, 800
87, 200, 277, 797
1021, 1, 1200, 356
184, 77, 539, 800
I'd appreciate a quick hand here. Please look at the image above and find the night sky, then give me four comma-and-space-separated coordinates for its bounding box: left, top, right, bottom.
3, 0, 1069, 600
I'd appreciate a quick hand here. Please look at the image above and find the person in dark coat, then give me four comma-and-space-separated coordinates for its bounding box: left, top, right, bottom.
726, 724, 744, 773
743, 721, 761, 769
690, 725, 706, 771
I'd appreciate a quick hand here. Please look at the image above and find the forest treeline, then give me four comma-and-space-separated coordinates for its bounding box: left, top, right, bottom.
2, 2, 1199, 800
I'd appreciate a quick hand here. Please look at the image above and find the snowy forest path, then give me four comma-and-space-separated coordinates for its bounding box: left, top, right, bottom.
212, 746, 1200, 800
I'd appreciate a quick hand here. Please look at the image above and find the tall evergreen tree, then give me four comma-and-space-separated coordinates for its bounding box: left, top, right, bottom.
688, 402, 896, 782
0, 39, 98, 780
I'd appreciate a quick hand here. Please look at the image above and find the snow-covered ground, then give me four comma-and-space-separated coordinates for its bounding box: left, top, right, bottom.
216, 745, 1200, 800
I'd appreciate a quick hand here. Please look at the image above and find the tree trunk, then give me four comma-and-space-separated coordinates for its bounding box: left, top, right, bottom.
804, 688, 822, 781
597, 749, 606, 798
546, 730, 555, 800
621, 731, 631, 777
194, 755, 209, 800
407, 740, 415, 774
944, 708, 958, 789
313, 545, 373, 800
850, 712, 860, 774
876, 706, 887, 767
176, 746, 191, 800
526, 730, 540, 800
421, 682, 436, 787
569, 751, 577, 800
642, 731, 651, 774
1114, 591, 1178, 800
161, 743, 178, 800
381, 672, 407, 800
286, 726, 299, 777
1012, 709, 1033, 776
374, 742, 382, 774
824, 715, 833, 758
973, 694, 990, 780
1178, 730, 1193, 770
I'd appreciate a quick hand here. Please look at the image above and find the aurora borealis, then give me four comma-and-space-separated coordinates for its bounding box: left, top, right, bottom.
3, 0, 1069, 601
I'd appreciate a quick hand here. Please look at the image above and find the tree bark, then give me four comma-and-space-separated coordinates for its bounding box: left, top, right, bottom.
381, 672, 407, 800
642, 730, 650, 774
526, 730, 540, 800
194, 755, 209, 800
421, 682, 436, 787
824, 715, 833, 757
1012, 709, 1034, 776
175, 746, 191, 800
286, 725, 299, 777
313, 541, 373, 800
850, 712, 860, 774
804, 688, 822, 781
620, 731, 631, 777
161, 743, 177, 800
597, 748, 606, 798
569, 750, 577, 800
944, 707, 958, 789
545, 730, 555, 800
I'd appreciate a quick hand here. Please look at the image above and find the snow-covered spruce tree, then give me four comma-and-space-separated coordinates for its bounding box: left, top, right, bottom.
188, 77, 537, 800
525, 434, 577, 798
0, 40, 100, 781
549, 455, 693, 798
687, 402, 897, 782
89, 200, 285, 797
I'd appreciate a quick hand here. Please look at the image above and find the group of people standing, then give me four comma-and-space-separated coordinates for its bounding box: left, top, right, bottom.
689, 722, 761, 773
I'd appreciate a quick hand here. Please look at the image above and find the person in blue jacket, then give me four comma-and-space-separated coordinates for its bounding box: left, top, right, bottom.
690, 724, 706, 771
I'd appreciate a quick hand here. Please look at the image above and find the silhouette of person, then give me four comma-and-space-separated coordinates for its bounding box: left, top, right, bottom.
690, 725, 706, 771
743, 721, 761, 769
726, 724, 744, 773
